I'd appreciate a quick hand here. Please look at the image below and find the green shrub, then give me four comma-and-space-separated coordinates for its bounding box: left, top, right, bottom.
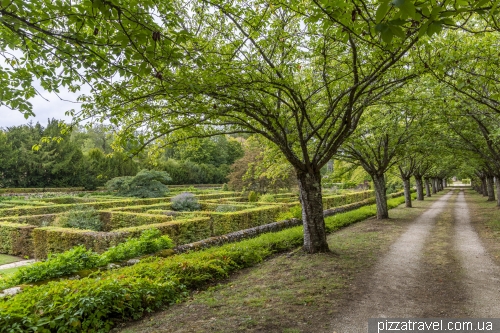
101, 228, 173, 263
221, 183, 229, 191
214, 204, 239, 213
106, 169, 171, 198
276, 205, 302, 220
171, 192, 200, 211
10, 246, 102, 285
0, 196, 409, 332
3, 229, 174, 289
258, 194, 276, 203
248, 191, 259, 202
56, 206, 103, 231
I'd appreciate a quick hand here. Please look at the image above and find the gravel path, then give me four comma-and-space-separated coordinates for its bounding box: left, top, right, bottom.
0, 259, 35, 270
329, 191, 454, 333
454, 190, 500, 317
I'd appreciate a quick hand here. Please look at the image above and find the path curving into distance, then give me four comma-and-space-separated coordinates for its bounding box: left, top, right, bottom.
329, 191, 455, 333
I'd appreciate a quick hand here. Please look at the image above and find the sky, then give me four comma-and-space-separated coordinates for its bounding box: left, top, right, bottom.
0, 83, 90, 128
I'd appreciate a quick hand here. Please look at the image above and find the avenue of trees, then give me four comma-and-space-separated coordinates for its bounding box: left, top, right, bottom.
1, 0, 500, 252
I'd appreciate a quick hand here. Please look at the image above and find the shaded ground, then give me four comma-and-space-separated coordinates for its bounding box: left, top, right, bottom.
113, 189, 500, 333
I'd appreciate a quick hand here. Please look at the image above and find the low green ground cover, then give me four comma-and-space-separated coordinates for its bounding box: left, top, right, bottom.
0, 195, 408, 333
0, 229, 173, 290
0, 254, 20, 266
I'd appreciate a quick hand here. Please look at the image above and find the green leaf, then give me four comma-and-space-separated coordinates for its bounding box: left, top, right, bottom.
389, 25, 405, 38
475, 0, 490, 7
400, 0, 416, 18
381, 28, 394, 43
376, 1, 391, 22
426, 22, 442, 36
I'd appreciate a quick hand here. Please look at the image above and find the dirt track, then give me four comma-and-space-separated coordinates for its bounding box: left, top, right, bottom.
329, 189, 500, 332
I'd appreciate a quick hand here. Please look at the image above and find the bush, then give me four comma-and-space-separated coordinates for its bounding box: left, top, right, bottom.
276, 205, 302, 220
56, 206, 103, 231
215, 204, 239, 213
101, 229, 173, 263
248, 191, 259, 202
9, 246, 102, 285
258, 194, 275, 203
170, 192, 200, 211
106, 169, 171, 198
2, 229, 174, 289
221, 183, 229, 191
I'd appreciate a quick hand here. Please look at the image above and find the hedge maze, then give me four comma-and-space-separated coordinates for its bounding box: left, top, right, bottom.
0, 189, 375, 259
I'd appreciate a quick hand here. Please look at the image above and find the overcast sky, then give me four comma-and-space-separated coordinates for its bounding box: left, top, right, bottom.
0, 83, 90, 128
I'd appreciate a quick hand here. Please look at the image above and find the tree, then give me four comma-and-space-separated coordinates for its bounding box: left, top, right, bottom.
338, 102, 422, 219
74, 1, 426, 253
2, 0, 496, 252
105, 169, 171, 198
227, 137, 296, 193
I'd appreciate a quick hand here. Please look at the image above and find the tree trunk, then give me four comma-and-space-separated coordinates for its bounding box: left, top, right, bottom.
443, 179, 447, 188
481, 177, 488, 197
486, 176, 496, 202
403, 177, 412, 208
371, 173, 388, 219
415, 175, 424, 201
425, 178, 432, 197
432, 178, 437, 194
296, 169, 330, 253
495, 177, 500, 207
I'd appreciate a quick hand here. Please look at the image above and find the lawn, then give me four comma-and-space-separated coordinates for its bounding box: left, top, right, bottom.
0, 254, 21, 266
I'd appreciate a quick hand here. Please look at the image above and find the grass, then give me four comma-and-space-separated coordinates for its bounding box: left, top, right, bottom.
465, 188, 500, 265
0, 267, 20, 278
114, 192, 447, 333
0, 254, 21, 266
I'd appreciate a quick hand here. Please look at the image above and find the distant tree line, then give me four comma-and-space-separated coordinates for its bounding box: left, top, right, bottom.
0, 119, 244, 189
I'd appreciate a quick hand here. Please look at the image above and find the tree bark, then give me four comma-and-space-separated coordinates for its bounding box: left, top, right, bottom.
425, 178, 432, 197
403, 177, 412, 208
495, 177, 500, 207
486, 176, 496, 202
432, 178, 437, 194
371, 173, 389, 219
296, 169, 330, 253
443, 179, 447, 188
415, 175, 424, 201
481, 177, 488, 197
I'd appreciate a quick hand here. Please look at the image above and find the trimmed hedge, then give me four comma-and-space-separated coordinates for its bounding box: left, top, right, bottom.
116, 217, 212, 245
208, 205, 288, 235
0, 222, 36, 257
32, 217, 211, 259
33, 227, 124, 259
0, 230, 174, 289
0, 195, 236, 217
322, 190, 374, 208
0, 213, 58, 227
0, 187, 88, 194
0, 195, 410, 332
100, 211, 174, 231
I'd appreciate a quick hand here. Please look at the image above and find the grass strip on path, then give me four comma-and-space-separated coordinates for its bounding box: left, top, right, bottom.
464, 189, 500, 267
